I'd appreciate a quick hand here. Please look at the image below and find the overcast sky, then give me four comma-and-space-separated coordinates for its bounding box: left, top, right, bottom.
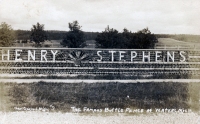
0, 0, 199, 34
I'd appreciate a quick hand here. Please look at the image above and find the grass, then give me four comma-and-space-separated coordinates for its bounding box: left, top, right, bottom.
1, 81, 199, 113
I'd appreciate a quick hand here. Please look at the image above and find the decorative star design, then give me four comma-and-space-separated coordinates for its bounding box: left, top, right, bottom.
68, 51, 88, 66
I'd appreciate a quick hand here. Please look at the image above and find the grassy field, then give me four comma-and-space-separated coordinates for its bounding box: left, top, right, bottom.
156, 34, 200, 43
156, 38, 200, 49
0, 81, 199, 113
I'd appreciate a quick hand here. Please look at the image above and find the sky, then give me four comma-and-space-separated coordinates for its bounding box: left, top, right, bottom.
0, 0, 200, 34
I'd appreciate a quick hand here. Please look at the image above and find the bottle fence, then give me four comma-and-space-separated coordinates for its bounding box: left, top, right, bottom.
0, 47, 200, 78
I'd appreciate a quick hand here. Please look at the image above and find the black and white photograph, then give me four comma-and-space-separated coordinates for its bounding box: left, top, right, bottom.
0, 0, 200, 123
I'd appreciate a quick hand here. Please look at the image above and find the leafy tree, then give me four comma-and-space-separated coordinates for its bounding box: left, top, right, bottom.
61, 21, 85, 48
0, 22, 15, 47
131, 28, 158, 49
30, 22, 47, 46
95, 26, 125, 48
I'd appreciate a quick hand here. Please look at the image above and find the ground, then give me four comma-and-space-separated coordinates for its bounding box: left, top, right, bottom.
156, 38, 200, 49
0, 112, 199, 124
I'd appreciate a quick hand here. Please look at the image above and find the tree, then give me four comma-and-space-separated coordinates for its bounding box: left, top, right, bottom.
131, 28, 158, 49
30, 22, 47, 46
0, 22, 15, 47
95, 26, 125, 48
122, 28, 133, 48
61, 21, 85, 48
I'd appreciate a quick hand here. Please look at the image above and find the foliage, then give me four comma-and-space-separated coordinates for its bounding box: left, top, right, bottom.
127, 28, 158, 49
61, 21, 85, 48
96, 27, 158, 49
46, 30, 66, 40
30, 22, 47, 46
14, 30, 98, 41
84, 32, 99, 40
0, 22, 15, 47
95, 26, 125, 48
15, 30, 31, 41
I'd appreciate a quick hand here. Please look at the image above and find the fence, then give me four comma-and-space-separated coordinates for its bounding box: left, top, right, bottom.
0, 47, 200, 78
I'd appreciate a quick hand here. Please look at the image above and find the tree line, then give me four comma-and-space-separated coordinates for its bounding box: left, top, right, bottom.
0, 21, 158, 49
14, 30, 98, 41
95, 26, 157, 49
